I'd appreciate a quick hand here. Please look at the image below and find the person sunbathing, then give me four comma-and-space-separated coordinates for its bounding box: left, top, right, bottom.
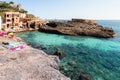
0, 31, 6, 36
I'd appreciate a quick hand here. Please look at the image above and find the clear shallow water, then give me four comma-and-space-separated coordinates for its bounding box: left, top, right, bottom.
16, 20, 120, 80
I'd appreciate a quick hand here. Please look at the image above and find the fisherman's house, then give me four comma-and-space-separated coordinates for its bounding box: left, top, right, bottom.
1, 12, 26, 31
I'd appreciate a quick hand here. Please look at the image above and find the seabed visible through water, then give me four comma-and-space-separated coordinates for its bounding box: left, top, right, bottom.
16, 20, 120, 80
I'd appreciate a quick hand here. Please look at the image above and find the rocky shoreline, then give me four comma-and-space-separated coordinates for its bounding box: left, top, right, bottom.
0, 18, 115, 80
7, 19, 115, 38
0, 37, 70, 80
39, 19, 115, 38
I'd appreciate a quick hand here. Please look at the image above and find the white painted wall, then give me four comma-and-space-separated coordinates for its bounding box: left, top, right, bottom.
0, 16, 1, 30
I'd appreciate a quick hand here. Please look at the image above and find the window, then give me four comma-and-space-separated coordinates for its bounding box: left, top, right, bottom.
7, 24, 10, 28
7, 19, 11, 22
17, 15, 19, 17
7, 14, 11, 17
12, 18, 14, 22
6, 14, 12, 17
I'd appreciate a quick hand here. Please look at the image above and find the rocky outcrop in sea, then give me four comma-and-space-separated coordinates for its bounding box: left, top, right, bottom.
39, 19, 115, 38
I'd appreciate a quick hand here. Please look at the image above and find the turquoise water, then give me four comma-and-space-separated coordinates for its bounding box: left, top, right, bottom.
16, 20, 120, 80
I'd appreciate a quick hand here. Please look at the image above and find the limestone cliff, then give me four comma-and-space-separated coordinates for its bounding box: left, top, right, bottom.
0, 38, 70, 80
39, 19, 115, 38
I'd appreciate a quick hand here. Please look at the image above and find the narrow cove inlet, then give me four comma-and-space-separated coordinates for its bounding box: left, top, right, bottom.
16, 20, 120, 80
1, 1, 120, 80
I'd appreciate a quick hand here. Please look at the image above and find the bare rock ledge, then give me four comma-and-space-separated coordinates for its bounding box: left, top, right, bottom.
39, 19, 115, 38
0, 45, 70, 80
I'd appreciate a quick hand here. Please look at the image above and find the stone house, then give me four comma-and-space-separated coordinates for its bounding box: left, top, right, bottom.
1, 12, 26, 30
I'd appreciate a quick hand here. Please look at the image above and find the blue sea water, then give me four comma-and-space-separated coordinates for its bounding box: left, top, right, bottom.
16, 20, 120, 80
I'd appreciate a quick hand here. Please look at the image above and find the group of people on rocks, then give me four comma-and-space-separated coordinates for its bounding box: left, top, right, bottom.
0, 30, 14, 39
0, 30, 25, 51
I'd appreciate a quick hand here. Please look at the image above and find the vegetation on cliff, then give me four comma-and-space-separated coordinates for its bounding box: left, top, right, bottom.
0, 1, 37, 19
26, 14, 36, 18
0, 1, 27, 13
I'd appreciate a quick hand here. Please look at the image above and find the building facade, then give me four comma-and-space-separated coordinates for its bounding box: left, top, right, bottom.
2, 12, 26, 30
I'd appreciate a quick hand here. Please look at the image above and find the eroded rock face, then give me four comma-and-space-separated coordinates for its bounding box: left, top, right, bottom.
0, 47, 70, 80
39, 19, 115, 38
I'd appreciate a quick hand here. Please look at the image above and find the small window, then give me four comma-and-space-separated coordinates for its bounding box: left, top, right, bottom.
7, 24, 10, 28
7, 19, 11, 22
7, 14, 10, 17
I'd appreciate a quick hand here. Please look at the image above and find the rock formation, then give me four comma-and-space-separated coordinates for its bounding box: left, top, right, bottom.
7, 20, 46, 33
79, 73, 92, 80
54, 49, 65, 59
0, 41, 70, 80
39, 19, 115, 38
